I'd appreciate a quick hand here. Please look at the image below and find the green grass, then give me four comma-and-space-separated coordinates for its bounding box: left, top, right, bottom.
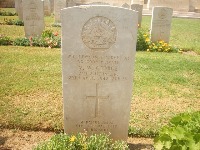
142, 16, 200, 54
0, 9, 200, 137
0, 46, 199, 136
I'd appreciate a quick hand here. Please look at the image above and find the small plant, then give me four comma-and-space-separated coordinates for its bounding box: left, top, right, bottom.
13, 37, 30, 46
136, 28, 149, 51
136, 29, 180, 53
34, 132, 129, 150
0, 35, 12, 45
3, 18, 24, 26
0, 10, 16, 16
154, 111, 200, 150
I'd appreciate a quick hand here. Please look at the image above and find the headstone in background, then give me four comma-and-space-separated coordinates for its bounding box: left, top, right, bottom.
122, 3, 130, 8
131, 4, 143, 27
61, 5, 138, 141
15, 0, 23, 20
43, 0, 51, 16
150, 7, 173, 43
49, 0, 54, 13
54, 0, 66, 23
66, 0, 76, 7
23, 0, 45, 38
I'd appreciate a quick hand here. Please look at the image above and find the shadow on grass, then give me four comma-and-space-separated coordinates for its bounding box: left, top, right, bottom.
128, 143, 154, 150
0, 136, 12, 150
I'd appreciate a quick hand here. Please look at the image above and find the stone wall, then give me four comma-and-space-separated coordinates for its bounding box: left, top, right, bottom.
0, 0, 15, 8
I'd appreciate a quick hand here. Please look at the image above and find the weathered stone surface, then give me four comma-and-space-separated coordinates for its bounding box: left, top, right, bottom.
147, 0, 190, 12
150, 7, 173, 43
15, 0, 23, 20
61, 5, 138, 141
122, 3, 130, 8
49, 0, 54, 13
23, 0, 44, 38
54, 0, 66, 23
131, 4, 143, 27
43, 0, 51, 16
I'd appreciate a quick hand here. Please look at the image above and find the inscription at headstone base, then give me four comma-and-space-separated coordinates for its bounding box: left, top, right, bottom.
61, 6, 138, 140
150, 7, 173, 43
23, 0, 45, 38
131, 4, 143, 27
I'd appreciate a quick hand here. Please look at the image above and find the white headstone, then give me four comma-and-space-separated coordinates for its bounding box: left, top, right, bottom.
23, 0, 45, 38
54, 0, 66, 23
49, 0, 54, 13
15, 0, 23, 20
150, 7, 173, 43
131, 4, 143, 27
122, 3, 130, 8
43, 0, 51, 16
61, 5, 138, 141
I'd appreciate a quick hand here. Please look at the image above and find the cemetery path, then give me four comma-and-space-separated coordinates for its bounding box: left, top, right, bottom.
0, 129, 154, 150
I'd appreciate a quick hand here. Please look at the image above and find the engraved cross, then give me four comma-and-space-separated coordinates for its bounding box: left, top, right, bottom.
86, 83, 109, 118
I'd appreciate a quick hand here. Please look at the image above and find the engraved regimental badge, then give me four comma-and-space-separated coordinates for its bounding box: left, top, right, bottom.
158, 8, 168, 19
82, 16, 117, 51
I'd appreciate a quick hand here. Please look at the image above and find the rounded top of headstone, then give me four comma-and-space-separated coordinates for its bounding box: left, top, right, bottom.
81, 16, 117, 51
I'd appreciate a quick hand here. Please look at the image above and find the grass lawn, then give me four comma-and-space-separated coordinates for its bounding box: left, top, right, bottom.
0, 46, 199, 136
0, 9, 200, 137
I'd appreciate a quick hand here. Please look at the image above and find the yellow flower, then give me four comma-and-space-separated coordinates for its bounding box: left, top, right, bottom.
147, 49, 150, 52
143, 34, 147, 37
70, 136, 76, 142
145, 38, 150, 42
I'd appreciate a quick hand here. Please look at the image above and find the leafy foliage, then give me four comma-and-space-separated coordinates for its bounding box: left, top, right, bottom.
34, 133, 129, 150
154, 111, 200, 150
0, 35, 12, 45
3, 18, 24, 26
12, 29, 61, 48
0, 10, 17, 16
136, 29, 180, 52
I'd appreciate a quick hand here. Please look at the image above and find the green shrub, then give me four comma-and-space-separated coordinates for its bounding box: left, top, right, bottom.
13, 37, 30, 46
154, 111, 200, 150
136, 29, 180, 53
136, 28, 149, 51
0, 10, 16, 16
0, 35, 12, 45
34, 133, 129, 150
3, 18, 24, 26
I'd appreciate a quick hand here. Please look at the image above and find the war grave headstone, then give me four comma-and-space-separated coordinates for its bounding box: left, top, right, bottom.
23, 0, 45, 38
150, 7, 173, 43
43, 0, 51, 16
54, 0, 66, 23
49, 0, 54, 13
122, 3, 130, 9
131, 4, 143, 27
61, 5, 138, 140
15, 0, 23, 20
